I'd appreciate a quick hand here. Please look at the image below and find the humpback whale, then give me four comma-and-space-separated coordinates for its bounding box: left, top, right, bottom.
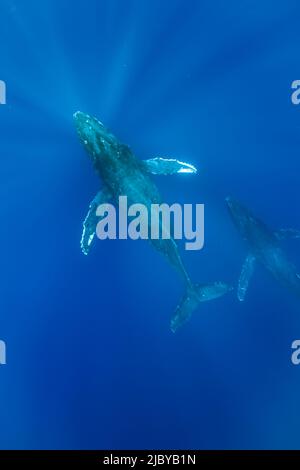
226, 196, 300, 301
74, 111, 232, 331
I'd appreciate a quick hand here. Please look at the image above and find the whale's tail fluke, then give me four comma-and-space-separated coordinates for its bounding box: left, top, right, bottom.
170, 282, 233, 333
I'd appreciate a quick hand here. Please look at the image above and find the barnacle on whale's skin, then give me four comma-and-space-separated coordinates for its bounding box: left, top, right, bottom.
74, 111, 232, 331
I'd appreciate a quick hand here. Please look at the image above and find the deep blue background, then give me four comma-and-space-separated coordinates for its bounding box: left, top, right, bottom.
0, 0, 300, 450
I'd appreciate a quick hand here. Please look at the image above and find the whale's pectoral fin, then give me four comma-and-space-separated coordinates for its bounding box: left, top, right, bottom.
143, 157, 197, 175
170, 282, 233, 332
275, 228, 300, 241
237, 254, 256, 301
81, 188, 112, 255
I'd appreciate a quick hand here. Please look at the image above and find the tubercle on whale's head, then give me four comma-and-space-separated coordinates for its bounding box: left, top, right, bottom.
73, 111, 118, 162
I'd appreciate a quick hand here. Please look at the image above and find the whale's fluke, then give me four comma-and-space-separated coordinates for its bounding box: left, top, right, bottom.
171, 282, 233, 333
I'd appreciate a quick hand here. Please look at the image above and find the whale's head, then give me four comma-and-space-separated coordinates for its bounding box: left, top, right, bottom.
73, 111, 118, 164
226, 196, 255, 237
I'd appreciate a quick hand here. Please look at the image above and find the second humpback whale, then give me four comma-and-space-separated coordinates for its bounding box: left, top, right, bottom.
74, 111, 232, 331
226, 197, 300, 301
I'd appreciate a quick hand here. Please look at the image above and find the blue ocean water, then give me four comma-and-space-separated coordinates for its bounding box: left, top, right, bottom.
1, 0, 300, 450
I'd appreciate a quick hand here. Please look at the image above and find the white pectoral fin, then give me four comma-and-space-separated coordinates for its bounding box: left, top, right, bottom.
81, 188, 112, 255
275, 228, 300, 241
143, 157, 197, 175
237, 254, 256, 302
